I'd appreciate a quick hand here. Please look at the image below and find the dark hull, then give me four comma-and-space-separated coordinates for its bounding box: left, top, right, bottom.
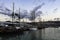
0, 27, 31, 34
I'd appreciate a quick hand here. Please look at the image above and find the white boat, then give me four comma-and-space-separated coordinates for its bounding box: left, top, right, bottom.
29, 28, 37, 31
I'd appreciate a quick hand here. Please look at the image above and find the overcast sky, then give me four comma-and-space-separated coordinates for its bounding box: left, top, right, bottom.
0, 0, 60, 21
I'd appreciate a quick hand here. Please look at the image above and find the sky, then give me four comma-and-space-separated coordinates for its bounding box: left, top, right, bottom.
0, 0, 60, 21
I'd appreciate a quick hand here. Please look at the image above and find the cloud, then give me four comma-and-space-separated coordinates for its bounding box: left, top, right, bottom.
0, 2, 45, 22
29, 3, 45, 20
53, 8, 58, 13
48, 0, 56, 2
35, 11, 42, 17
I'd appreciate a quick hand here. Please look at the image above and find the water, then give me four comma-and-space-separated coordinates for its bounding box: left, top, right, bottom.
0, 27, 60, 40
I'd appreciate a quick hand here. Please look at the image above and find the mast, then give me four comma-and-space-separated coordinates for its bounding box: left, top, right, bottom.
12, 2, 15, 24
19, 8, 20, 27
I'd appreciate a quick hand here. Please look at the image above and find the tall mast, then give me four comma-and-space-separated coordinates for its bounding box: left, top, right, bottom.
19, 8, 20, 27
12, 2, 15, 24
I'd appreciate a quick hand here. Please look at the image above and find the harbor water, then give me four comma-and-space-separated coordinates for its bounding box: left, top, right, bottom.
0, 27, 60, 40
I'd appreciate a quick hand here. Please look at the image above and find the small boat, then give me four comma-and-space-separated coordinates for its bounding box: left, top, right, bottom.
29, 28, 37, 31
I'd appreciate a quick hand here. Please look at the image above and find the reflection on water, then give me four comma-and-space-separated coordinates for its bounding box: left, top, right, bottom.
0, 27, 60, 40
